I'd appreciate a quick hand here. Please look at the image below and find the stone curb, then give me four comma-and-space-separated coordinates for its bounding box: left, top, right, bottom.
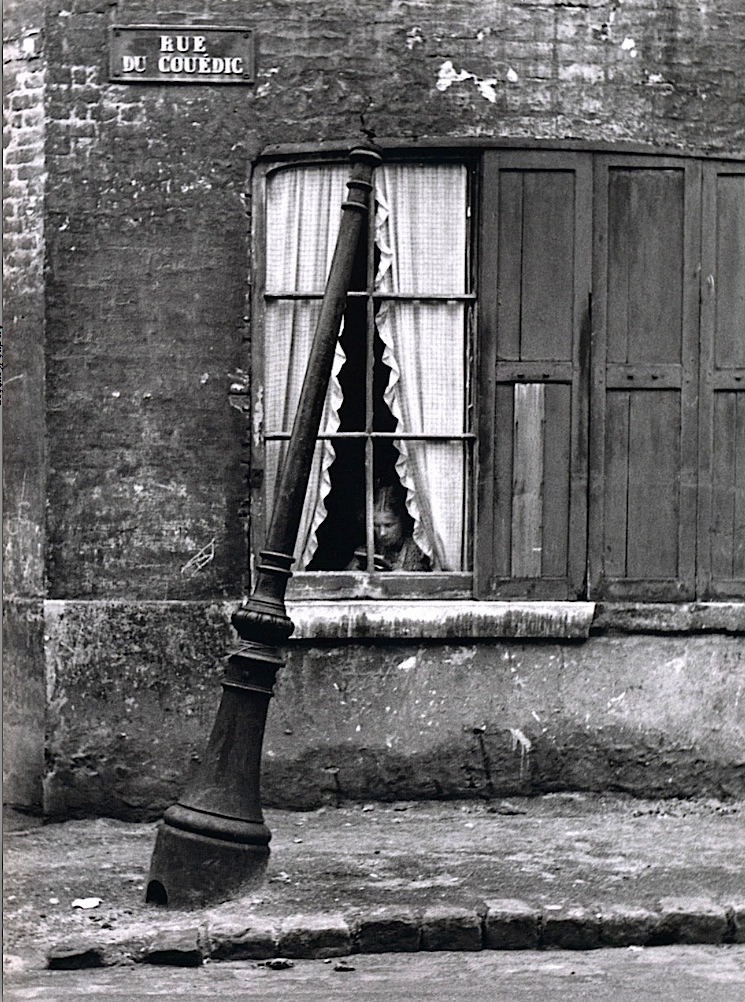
46, 896, 743, 970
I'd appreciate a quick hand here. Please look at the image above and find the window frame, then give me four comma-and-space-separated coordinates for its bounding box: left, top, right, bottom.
251, 150, 479, 599
250, 142, 745, 604
475, 149, 592, 600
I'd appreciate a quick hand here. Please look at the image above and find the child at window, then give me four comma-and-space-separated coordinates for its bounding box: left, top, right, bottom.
348, 484, 431, 572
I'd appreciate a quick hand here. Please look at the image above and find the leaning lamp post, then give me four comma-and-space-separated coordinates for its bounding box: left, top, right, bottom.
146, 143, 383, 908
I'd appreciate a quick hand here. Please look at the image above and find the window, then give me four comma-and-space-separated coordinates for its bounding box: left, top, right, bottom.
252, 146, 745, 602
256, 158, 475, 597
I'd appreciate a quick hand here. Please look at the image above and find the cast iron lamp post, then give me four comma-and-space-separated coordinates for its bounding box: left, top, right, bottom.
146, 142, 383, 908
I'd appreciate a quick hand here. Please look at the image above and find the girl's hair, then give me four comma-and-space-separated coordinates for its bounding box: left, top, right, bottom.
373, 482, 414, 536
373, 483, 405, 517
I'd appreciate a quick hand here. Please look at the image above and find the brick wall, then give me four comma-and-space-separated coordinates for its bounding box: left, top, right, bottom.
3, 0, 47, 807
36, 0, 745, 602
4, 0, 46, 598
43, 1, 252, 600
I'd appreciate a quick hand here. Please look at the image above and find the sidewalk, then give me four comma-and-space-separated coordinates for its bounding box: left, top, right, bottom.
4, 794, 744, 971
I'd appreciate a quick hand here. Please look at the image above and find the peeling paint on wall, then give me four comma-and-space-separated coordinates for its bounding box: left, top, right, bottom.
406, 26, 423, 50
255, 66, 279, 99
253, 384, 264, 449
435, 59, 516, 103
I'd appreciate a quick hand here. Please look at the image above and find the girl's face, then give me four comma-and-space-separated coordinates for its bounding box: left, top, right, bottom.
374, 510, 404, 551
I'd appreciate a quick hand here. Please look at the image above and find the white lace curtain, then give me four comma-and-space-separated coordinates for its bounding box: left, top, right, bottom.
375, 163, 468, 570
264, 164, 348, 569
264, 161, 468, 571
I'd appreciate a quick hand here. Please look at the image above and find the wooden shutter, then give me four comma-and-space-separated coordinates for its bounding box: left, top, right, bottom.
589, 157, 702, 600
698, 162, 745, 598
476, 152, 591, 598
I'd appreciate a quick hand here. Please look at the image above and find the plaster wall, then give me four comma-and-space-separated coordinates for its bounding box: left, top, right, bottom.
42, 600, 745, 819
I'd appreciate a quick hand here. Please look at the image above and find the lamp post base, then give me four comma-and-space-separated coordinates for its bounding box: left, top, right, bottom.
144, 625, 285, 909
146, 809, 270, 909
144, 638, 281, 909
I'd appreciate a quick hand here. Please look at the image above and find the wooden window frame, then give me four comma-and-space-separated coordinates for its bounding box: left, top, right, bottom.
252, 152, 478, 600
588, 155, 702, 601
251, 144, 745, 604
475, 150, 592, 600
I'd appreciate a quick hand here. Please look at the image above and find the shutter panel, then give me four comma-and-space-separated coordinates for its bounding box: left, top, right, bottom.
698, 162, 745, 598
589, 158, 701, 600
476, 152, 591, 598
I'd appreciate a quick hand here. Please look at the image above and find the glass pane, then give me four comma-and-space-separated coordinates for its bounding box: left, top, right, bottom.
375, 163, 467, 295
306, 439, 366, 571
265, 165, 348, 294
265, 300, 344, 433
335, 298, 367, 433
386, 442, 469, 572
378, 302, 467, 434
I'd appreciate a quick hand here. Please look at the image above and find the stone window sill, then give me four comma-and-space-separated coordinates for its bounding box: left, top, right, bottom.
286, 601, 596, 640
285, 600, 745, 641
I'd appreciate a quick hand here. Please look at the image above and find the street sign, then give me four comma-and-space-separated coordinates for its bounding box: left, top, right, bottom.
109, 25, 255, 84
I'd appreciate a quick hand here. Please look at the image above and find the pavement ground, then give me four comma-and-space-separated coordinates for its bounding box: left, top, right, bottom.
3, 794, 744, 974
5, 947, 745, 1001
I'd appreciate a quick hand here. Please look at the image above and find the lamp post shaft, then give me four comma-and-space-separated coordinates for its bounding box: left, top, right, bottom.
145, 143, 382, 909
